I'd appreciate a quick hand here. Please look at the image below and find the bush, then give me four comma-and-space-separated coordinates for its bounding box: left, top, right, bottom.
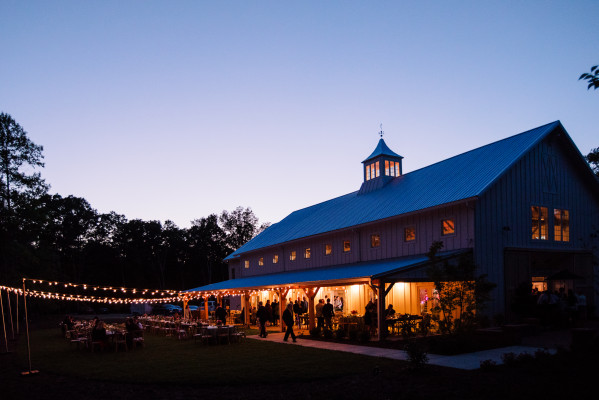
335, 328, 346, 340
358, 329, 371, 343
323, 329, 334, 339
479, 359, 497, 371
309, 327, 321, 338
501, 352, 517, 367
405, 339, 429, 368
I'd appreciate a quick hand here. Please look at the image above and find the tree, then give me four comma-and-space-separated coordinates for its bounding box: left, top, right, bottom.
0, 112, 47, 212
579, 65, 599, 90
586, 148, 599, 177
426, 241, 496, 334
219, 207, 263, 252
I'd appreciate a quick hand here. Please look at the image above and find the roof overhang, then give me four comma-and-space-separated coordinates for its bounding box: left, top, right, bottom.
186, 250, 469, 294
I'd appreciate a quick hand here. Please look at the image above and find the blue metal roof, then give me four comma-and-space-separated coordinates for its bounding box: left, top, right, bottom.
188, 251, 466, 292
226, 121, 562, 260
363, 138, 403, 162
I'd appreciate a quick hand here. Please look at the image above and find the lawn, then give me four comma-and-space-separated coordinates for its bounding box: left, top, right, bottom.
17, 328, 401, 386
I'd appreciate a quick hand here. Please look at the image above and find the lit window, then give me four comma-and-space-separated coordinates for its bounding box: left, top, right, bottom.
366, 166, 371, 181
304, 248, 311, 259
290, 251, 296, 261
385, 160, 390, 176
532, 206, 548, 240
375, 161, 380, 177
405, 226, 416, 242
343, 240, 351, 252
325, 244, 332, 255
244, 260, 249, 269
273, 254, 279, 264
554, 209, 570, 242
370, 234, 381, 248
442, 219, 455, 236
258, 257, 264, 266
370, 163, 375, 179
395, 161, 400, 176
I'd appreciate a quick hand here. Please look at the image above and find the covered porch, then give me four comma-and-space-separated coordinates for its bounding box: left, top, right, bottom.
185, 251, 468, 340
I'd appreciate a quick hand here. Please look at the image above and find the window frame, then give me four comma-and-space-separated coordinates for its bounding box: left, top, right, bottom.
441, 218, 456, 236
404, 226, 416, 242
553, 208, 570, 242
370, 233, 381, 248
304, 248, 311, 259
343, 240, 351, 253
531, 206, 549, 240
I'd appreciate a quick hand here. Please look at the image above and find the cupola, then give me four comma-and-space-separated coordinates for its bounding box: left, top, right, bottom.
358, 126, 403, 195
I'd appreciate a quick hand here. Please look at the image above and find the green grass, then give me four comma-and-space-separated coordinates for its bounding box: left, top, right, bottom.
17, 329, 401, 386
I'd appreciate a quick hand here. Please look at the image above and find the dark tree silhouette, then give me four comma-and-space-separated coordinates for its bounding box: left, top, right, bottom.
579, 65, 599, 90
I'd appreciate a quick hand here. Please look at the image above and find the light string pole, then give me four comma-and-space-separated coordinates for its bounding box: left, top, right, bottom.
7, 288, 15, 339
21, 278, 38, 375
0, 288, 9, 354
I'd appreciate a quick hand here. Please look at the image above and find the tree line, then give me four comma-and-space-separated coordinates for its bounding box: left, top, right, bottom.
0, 112, 268, 293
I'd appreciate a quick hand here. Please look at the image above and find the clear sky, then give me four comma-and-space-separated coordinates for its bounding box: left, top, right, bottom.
2, 0, 597, 228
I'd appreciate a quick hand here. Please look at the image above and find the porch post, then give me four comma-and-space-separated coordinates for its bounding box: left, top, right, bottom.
203, 295, 209, 322
303, 287, 320, 331
374, 279, 385, 341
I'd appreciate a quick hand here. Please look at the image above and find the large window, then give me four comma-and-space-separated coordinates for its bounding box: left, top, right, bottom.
370, 234, 381, 248
531, 206, 548, 240
441, 219, 455, 236
404, 226, 416, 242
290, 251, 296, 261
343, 240, 351, 252
325, 244, 332, 255
554, 209, 570, 242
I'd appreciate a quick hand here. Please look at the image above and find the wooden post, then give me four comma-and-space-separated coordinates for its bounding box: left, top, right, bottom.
303, 287, 320, 331
203, 295, 209, 322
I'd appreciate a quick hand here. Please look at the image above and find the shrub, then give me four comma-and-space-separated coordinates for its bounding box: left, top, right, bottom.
323, 329, 334, 339
309, 327, 321, 338
358, 329, 371, 343
479, 359, 497, 371
501, 352, 517, 367
335, 328, 346, 340
405, 339, 429, 368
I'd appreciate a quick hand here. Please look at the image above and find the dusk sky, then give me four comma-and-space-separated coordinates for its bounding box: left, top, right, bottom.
2, 1, 597, 228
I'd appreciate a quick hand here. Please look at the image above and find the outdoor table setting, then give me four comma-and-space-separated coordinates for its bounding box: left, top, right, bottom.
388, 314, 423, 336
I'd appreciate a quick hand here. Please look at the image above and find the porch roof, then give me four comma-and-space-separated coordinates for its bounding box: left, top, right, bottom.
185, 250, 468, 293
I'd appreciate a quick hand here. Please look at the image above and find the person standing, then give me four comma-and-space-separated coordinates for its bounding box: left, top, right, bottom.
256, 301, 269, 338
272, 299, 279, 325
265, 300, 273, 326
282, 303, 297, 342
322, 298, 334, 330
315, 299, 324, 329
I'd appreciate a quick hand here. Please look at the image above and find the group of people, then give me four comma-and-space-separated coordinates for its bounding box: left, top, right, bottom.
535, 287, 587, 324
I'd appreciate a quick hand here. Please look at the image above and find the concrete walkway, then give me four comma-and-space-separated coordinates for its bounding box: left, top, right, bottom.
248, 332, 554, 370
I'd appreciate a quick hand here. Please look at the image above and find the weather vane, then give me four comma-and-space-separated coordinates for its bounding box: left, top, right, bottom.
379, 123, 384, 138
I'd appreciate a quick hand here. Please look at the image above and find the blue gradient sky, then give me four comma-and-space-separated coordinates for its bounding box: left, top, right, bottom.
2, 1, 597, 227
